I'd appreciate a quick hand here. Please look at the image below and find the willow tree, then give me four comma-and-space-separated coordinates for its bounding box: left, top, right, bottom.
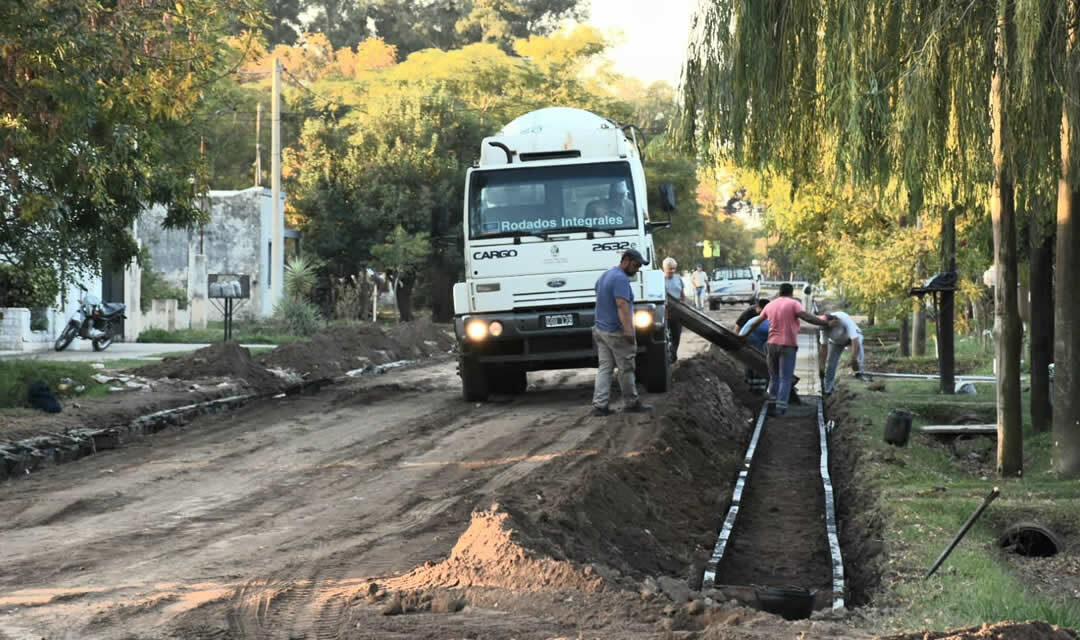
1051, 0, 1080, 475
676, 0, 1059, 476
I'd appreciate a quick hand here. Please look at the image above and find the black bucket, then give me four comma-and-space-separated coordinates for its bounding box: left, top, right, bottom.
754, 585, 816, 620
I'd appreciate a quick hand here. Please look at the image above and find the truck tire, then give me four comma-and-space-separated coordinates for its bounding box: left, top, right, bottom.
709, 300, 720, 311
490, 367, 528, 395
642, 329, 672, 393
460, 356, 490, 402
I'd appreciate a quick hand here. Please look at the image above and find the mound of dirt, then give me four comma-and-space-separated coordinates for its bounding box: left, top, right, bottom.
259, 319, 454, 380
877, 621, 1078, 640
386, 504, 605, 593
380, 347, 760, 600
134, 342, 283, 391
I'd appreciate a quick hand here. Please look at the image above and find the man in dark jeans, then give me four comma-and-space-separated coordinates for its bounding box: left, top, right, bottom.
735, 298, 769, 393
741, 283, 828, 416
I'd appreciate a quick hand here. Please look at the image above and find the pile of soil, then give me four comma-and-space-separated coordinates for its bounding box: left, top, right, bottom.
258, 319, 454, 380
877, 621, 1078, 639
133, 342, 284, 391
378, 347, 761, 599
386, 504, 605, 593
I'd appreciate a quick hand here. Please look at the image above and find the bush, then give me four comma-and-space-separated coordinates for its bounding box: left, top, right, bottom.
139, 248, 188, 312
0, 361, 107, 409
271, 296, 325, 337
0, 264, 61, 309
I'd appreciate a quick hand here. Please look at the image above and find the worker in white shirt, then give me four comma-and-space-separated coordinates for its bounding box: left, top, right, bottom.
819, 310, 866, 395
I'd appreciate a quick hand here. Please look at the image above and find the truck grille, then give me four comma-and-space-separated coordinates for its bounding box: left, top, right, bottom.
513, 289, 594, 305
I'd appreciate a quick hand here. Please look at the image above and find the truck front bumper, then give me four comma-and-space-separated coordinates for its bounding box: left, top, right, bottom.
456, 303, 666, 369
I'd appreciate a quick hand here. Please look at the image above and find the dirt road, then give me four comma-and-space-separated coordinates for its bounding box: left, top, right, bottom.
1, 326, 802, 640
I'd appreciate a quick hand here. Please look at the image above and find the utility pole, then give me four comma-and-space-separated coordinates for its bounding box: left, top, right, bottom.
255, 102, 262, 187
271, 58, 284, 309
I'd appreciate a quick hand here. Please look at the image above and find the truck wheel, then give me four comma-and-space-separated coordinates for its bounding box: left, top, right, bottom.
642, 330, 672, 393
460, 356, 489, 402
490, 367, 527, 395
709, 300, 720, 311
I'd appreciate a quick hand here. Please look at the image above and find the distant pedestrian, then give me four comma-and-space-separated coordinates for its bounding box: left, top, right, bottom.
818, 309, 866, 395
663, 257, 685, 363
691, 265, 710, 310
592, 249, 654, 416
741, 283, 829, 416
736, 298, 770, 393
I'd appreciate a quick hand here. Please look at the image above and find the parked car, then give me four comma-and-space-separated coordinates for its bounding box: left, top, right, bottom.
707, 265, 760, 309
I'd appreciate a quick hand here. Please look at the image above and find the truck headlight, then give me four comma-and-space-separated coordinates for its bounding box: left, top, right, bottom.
488, 321, 504, 337
633, 310, 654, 329
466, 320, 488, 341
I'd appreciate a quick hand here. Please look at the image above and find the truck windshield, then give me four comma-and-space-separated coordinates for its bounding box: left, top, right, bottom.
468, 162, 637, 239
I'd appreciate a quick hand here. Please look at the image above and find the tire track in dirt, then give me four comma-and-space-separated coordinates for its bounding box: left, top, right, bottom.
219, 378, 609, 639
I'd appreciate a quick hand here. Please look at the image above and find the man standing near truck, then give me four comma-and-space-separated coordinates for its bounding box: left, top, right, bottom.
592, 249, 654, 416
741, 283, 829, 416
663, 257, 685, 362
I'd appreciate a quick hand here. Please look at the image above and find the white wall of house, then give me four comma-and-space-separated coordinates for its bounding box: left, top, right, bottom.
138, 187, 288, 322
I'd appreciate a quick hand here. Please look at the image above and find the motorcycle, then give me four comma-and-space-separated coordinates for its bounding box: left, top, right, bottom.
54, 285, 127, 352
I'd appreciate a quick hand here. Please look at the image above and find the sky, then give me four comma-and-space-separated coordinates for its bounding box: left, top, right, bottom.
586, 0, 698, 87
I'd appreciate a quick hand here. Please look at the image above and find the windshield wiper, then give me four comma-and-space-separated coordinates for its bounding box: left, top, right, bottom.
546, 226, 617, 237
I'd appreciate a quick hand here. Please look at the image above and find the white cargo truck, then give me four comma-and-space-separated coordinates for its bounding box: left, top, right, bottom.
453, 107, 676, 401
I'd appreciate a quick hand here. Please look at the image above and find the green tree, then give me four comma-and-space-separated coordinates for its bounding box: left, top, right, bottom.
678, 0, 1080, 476
0, 0, 262, 288
371, 225, 431, 321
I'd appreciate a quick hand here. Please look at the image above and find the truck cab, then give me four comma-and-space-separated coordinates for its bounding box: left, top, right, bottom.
452, 107, 674, 401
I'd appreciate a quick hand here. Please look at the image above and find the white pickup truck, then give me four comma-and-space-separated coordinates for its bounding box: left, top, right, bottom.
707, 265, 760, 309
452, 107, 676, 401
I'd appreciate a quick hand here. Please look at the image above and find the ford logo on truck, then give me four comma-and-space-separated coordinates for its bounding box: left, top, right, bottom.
547, 278, 566, 288
473, 249, 518, 260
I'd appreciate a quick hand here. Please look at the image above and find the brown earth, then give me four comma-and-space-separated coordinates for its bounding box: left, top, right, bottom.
715, 402, 832, 592
133, 341, 285, 391
0, 310, 1075, 640
0, 320, 456, 447
258, 318, 456, 380
877, 621, 1078, 639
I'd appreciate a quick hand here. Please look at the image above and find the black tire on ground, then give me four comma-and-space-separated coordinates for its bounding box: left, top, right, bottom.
709, 300, 720, 310
54, 323, 78, 352
490, 367, 527, 395
460, 356, 490, 402
642, 329, 672, 393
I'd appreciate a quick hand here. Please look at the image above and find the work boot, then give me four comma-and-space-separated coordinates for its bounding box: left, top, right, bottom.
592, 406, 613, 417
623, 402, 654, 414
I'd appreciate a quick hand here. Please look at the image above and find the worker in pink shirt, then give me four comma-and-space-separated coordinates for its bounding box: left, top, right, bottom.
741, 283, 829, 416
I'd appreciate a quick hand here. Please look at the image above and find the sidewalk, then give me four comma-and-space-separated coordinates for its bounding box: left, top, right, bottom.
0, 342, 271, 362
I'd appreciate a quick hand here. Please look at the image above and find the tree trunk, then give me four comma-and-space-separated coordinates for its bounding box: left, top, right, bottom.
397, 277, 415, 323
899, 314, 911, 357
991, 0, 1023, 477
1053, 0, 1080, 476
868, 305, 876, 326
913, 305, 927, 356
1031, 225, 1054, 433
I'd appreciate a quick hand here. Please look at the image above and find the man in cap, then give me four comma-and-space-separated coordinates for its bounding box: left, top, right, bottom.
592, 249, 654, 416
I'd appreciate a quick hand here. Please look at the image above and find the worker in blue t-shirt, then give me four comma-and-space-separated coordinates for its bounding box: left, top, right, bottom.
592, 249, 654, 416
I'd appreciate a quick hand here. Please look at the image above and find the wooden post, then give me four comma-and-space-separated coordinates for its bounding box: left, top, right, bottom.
940, 208, 956, 395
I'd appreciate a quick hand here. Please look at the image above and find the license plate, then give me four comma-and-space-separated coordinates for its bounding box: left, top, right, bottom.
543, 314, 574, 328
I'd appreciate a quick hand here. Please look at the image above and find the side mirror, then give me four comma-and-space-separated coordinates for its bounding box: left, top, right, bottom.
658, 183, 676, 212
